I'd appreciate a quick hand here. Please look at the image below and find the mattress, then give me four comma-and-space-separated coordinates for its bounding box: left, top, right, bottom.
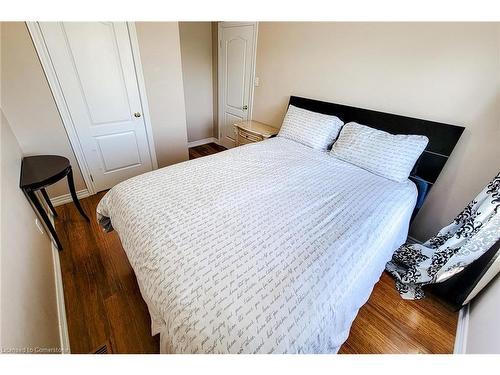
97, 137, 417, 353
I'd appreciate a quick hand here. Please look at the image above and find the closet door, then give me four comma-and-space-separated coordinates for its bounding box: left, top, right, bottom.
38, 22, 154, 192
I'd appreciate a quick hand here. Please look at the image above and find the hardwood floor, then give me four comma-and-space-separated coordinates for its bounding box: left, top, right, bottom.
188, 142, 226, 159
55, 191, 159, 353
339, 272, 457, 353
54, 143, 457, 354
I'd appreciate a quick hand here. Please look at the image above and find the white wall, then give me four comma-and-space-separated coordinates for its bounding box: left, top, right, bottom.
252, 22, 500, 241
0, 109, 61, 352
1, 22, 87, 197
465, 275, 500, 353
179, 22, 215, 143
135, 22, 189, 167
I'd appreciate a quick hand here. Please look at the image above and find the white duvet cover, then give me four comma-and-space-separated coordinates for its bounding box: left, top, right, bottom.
97, 137, 417, 353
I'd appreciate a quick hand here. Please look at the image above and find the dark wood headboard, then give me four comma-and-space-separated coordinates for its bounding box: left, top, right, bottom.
288, 96, 465, 219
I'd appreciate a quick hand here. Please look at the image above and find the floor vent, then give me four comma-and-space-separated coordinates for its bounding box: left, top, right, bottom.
92, 342, 111, 354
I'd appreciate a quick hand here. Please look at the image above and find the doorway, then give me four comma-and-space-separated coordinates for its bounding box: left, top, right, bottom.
218, 22, 258, 149
28, 22, 157, 194
179, 22, 258, 150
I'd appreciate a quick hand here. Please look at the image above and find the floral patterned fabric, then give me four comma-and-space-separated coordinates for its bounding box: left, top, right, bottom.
386, 172, 500, 299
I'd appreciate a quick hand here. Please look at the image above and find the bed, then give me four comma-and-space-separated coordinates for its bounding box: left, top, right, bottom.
96, 96, 464, 353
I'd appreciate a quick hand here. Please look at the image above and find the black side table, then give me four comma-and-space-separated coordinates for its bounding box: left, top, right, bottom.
20, 155, 90, 250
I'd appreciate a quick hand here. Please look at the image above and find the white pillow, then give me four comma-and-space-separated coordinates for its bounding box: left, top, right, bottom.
330, 122, 429, 183
277, 105, 344, 150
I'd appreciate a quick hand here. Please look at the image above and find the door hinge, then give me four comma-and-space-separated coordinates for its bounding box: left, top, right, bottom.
89, 174, 94, 182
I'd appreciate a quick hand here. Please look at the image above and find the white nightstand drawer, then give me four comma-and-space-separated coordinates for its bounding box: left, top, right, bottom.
233, 120, 279, 147
238, 129, 262, 143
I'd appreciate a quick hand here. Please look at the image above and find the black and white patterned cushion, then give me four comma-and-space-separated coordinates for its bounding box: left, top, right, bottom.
387, 172, 500, 300
277, 105, 343, 150
330, 122, 429, 183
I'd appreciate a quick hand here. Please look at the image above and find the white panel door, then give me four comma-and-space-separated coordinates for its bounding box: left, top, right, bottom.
38, 22, 154, 192
219, 24, 256, 148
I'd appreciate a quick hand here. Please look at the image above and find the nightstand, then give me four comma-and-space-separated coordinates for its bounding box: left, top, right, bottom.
233, 120, 279, 146
20, 155, 90, 250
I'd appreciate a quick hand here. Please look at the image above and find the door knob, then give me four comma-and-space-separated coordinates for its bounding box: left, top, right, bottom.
133, 112, 142, 118
242, 105, 248, 110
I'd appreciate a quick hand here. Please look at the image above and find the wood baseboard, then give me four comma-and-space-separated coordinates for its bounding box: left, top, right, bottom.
50, 189, 90, 207
49, 213, 71, 353
187, 137, 220, 148
454, 304, 470, 354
